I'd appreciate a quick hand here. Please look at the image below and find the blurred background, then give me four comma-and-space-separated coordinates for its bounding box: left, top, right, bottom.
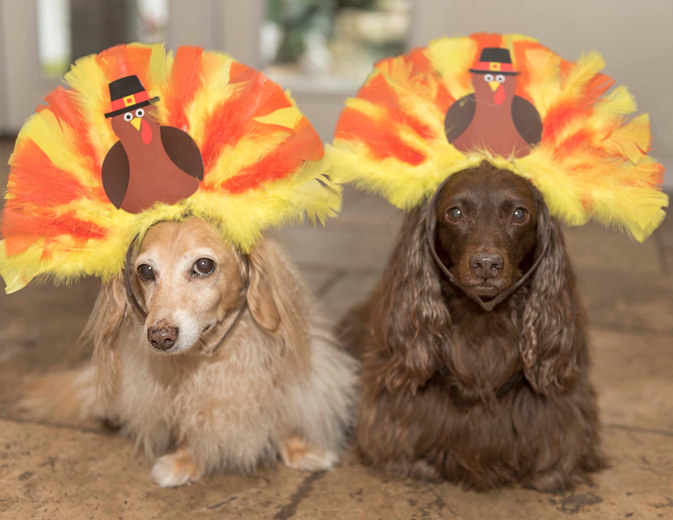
0, 0, 671, 188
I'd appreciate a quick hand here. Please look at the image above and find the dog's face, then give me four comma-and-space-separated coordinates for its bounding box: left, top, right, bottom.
434, 165, 540, 298
132, 218, 246, 354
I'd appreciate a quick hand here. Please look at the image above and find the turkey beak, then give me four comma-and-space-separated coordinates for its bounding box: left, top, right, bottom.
489, 81, 499, 92
131, 118, 142, 131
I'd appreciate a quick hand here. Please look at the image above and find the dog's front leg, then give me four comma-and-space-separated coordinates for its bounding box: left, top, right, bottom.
151, 445, 204, 487
279, 434, 338, 472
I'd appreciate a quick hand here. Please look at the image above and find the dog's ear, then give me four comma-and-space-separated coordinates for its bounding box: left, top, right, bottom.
80, 274, 128, 405
371, 207, 452, 394
520, 200, 587, 395
246, 247, 281, 333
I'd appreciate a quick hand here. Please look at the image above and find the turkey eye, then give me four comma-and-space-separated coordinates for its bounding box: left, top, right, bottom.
123, 112, 133, 122
137, 264, 155, 281
193, 258, 215, 277
446, 207, 463, 222
512, 208, 528, 223
484, 73, 494, 82
496, 74, 505, 83
135, 108, 145, 118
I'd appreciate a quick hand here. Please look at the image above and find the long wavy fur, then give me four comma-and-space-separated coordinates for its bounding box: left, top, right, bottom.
345, 167, 605, 490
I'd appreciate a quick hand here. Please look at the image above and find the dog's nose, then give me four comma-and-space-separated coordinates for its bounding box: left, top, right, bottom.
470, 253, 504, 279
147, 325, 179, 350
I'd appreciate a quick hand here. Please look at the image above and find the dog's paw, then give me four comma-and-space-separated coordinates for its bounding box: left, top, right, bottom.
279, 436, 338, 472
151, 449, 203, 488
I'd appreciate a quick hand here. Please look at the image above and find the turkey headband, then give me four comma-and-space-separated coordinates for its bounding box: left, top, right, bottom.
329, 33, 668, 241
0, 43, 339, 293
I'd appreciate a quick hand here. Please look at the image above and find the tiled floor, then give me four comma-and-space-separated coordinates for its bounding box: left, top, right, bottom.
1, 136, 672, 519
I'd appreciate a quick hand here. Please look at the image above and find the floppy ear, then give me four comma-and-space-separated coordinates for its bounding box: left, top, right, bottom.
370, 206, 452, 394
520, 201, 588, 395
245, 240, 311, 360
80, 275, 128, 405
246, 253, 281, 332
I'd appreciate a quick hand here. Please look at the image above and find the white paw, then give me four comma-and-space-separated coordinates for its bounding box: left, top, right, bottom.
279, 436, 338, 472
151, 451, 202, 488
292, 448, 338, 472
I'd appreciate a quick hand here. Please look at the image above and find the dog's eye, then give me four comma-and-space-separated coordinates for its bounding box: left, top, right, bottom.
137, 264, 155, 281
446, 207, 463, 221
193, 258, 215, 277
512, 208, 528, 223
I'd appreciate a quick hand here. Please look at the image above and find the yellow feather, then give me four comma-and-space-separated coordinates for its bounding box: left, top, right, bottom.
560, 50, 605, 103
16, 110, 99, 188
63, 53, 116, 163
595, 85, 636, 119
145, 42, 171, 87
521, 47, 561, 118
253, 106, 303, 129
602, 114, 652, 163
425, 36, 476, 100
203, 132, 287, 187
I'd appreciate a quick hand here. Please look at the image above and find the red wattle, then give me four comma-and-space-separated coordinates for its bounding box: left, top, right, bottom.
141, 120, 153, 144
494, 85, 506, 105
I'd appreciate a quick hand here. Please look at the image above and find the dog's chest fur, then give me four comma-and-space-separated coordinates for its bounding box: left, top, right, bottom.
112, 319, 283, 463
439, 293, 527, 405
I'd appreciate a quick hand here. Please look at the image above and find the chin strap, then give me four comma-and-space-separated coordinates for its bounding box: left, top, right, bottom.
424, 179, 550, 312
124, 235, 148, 319
201, 257, 249, 357
123, 235, 249, 355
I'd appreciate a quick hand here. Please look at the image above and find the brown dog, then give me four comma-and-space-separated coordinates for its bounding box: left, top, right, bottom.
23, 218, 358, 487
341, 161, 606, 491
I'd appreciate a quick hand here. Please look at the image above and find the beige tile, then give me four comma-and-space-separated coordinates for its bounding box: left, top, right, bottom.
301, 428, 673, 520
5, 418, 669, 520
592, 329, 673, 432
0, 419, 304, 520
565, 221, 671, 277
577, 268, 673, 334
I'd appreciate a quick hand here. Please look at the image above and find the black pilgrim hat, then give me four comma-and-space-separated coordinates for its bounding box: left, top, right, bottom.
469, 48, 519, 76
104, 75, 160, 118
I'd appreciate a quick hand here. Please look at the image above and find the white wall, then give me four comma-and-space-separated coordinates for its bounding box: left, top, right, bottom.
410, 0, 673, 188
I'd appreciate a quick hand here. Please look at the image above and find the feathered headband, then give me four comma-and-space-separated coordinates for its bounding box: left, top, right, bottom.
0, 43, 339, 293
329, 33, 668, 241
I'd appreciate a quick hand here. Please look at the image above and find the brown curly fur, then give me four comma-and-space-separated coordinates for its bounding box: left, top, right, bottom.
340, 162, 606, 491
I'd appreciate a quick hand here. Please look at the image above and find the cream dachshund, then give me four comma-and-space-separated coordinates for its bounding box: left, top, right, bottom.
23, 217, 358, 487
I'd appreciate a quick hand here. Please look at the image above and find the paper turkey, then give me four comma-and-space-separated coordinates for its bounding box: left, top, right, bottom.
445, 48, 542, 158
102, 75, 203, 213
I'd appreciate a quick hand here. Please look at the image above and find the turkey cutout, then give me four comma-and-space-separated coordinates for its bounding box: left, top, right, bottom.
102, 75, 203, 213
445, 48, 542, 158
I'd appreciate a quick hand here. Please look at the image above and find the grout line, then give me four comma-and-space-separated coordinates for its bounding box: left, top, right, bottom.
425, 482, 458, 517
588, 324, 673, 339
297, 262, 383, 277
0, 414, 114, 437
602, 422, 673, 438
272, 471, 326, 520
